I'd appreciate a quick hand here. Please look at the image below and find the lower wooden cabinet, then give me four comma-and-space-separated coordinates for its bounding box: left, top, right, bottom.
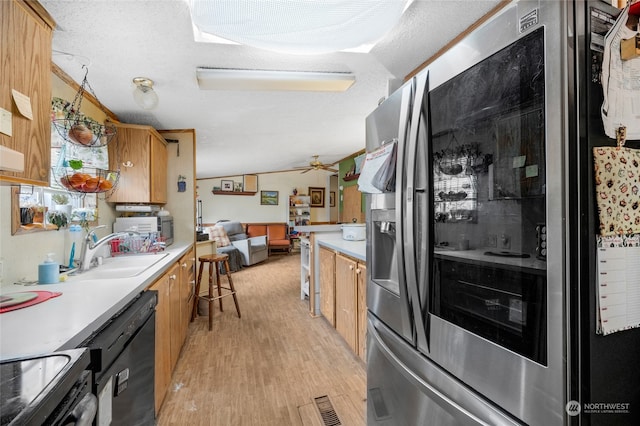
178, 248, 195, 348
148, 249, 194, 415
149, 264, 176, 414
356, 262, 367, 362
319, 247, 336, 326
319, 247, 367, 362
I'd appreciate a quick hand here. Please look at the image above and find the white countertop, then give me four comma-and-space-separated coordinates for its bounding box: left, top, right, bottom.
0, 242, 193, 361
315, 233, 366, 261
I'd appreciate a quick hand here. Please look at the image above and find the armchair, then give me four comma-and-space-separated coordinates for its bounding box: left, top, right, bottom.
215, 221, 268, 266
267, 223, 291, 255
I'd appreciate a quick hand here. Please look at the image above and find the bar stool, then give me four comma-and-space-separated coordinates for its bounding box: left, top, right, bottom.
191, 253, 241, 330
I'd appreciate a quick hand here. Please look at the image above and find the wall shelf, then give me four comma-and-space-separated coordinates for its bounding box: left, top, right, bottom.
212, 191, 257, 196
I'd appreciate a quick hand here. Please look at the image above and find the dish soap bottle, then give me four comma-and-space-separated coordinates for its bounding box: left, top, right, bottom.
38, 253, 59, 284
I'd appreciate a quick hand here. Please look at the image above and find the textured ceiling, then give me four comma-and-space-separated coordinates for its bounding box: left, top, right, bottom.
40, 0, 501, 178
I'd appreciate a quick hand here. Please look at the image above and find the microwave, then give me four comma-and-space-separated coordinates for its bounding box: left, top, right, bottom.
114, 216, 174, 246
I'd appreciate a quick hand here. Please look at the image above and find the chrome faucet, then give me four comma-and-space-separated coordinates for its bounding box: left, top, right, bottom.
79, 225, 139, 271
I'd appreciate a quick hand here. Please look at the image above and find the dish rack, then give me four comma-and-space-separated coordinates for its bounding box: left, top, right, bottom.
109, 233, 167, 255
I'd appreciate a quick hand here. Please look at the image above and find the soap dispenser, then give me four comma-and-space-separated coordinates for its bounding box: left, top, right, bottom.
38, 253, 59, 284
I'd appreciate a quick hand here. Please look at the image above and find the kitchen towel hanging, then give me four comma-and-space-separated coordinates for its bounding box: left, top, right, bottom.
601, 3, 640, 140
357, 139, 397, 194
593, 127, 640, 236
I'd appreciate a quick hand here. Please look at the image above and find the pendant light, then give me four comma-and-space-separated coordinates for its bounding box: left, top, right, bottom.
132, 77, 159, 110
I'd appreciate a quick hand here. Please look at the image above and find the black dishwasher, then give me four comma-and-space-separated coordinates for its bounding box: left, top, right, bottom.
81, 291, 157, 426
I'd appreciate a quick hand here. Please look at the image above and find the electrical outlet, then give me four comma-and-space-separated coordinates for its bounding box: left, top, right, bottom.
487, 234, 497, 247
499, 234, 511, 249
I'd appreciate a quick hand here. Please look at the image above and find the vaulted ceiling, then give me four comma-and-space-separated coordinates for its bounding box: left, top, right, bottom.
41, 0, 503, 178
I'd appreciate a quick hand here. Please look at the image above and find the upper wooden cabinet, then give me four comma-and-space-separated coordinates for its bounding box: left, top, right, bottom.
0, 0, 55, 186
107, 122, 168, 204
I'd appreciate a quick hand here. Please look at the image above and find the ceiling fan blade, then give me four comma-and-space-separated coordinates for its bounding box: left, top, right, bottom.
300, 168, 311, 174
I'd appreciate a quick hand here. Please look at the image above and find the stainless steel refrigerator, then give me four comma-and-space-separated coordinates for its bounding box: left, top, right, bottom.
365, 1, 640, 425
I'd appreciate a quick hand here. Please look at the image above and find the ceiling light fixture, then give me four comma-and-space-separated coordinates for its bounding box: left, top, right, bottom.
188, 0, 414, 55
132, 77, 159, 110
196, 68, 356, 92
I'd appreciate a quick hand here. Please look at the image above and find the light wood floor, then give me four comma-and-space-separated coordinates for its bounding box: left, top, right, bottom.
157, 253, 367, 426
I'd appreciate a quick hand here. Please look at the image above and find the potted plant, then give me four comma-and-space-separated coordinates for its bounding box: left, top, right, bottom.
52, 193, 73, 217
177, 175, 187, 192
47, 210, 69, 230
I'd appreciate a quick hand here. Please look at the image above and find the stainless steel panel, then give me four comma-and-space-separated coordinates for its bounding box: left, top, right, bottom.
366, 81, 415, 343
367, 315, 522, 426
410, 1, 566, 425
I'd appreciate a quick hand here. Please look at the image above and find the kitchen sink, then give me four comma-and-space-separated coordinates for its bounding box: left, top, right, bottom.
70, 252, 170, 280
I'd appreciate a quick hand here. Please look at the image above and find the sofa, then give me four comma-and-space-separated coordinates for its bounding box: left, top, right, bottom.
247, 223, 291, 255
209, 221, 268, 267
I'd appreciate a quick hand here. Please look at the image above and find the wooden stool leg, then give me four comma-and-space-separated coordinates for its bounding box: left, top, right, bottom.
191, 261, 205, 321
208, 260, 214, 331
224, 259, 241, 318
216, 261, 224, 312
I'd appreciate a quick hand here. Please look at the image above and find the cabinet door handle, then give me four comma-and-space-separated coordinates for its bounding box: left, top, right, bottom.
356, 268, 361, 274
349, 265, 354, 270
182, 262, 187, 268
169, 274, 177, 280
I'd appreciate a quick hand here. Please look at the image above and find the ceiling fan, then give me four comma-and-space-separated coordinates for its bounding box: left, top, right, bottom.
294, 155, 338, 174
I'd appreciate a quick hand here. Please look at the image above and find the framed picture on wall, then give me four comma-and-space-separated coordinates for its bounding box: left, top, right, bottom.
309, 187, 325, 208
243, 174, 258, 193
261, 190, 279, 205
330, 191, 336, 207
221, 180, 233, 191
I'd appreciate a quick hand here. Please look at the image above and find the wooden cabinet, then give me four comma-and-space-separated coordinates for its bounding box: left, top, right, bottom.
107, 122, 168, 203
0, 1, 54, 186
335, 254, 367, 360
335, 254, 358, 353
178, 248, 195, 351
319, 246, 336, 326
356, 262, 367, 362
148, 252, 193, 415
319, 247, 368, 361
149, 265, 174, 415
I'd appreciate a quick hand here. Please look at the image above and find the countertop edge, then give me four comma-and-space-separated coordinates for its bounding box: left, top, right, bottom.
0, 241, 193, 360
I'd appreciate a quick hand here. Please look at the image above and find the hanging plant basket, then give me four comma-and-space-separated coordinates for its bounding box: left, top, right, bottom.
51, 66, 117, 148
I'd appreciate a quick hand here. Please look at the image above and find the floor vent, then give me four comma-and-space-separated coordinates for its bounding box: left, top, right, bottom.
314, 395, 342, 426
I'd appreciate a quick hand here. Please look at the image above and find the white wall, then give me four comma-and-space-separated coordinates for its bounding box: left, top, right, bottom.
198, 170, 334, 224
0, 73, 117, 287
161, 130, 196, 243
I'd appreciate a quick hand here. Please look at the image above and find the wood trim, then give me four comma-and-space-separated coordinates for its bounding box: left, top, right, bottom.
112, 121, 168, 145
22, 0, 56, 29
51, 63, 120, 122
404, 0, 512, 81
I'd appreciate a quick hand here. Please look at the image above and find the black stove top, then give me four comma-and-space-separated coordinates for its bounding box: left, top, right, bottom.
1, 348, 90, 425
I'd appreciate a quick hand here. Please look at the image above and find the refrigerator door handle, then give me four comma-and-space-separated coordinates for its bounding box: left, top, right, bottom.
369, 318, 497, 426
405, 71, 430, 352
